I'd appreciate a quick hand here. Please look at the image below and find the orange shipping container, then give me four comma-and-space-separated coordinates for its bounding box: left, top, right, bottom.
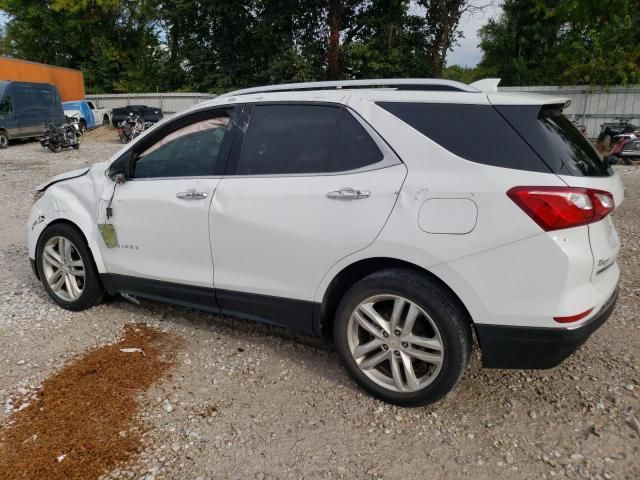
0, 57, 85, 102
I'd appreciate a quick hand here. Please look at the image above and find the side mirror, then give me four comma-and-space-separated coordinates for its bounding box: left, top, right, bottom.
108, 151, 134, 183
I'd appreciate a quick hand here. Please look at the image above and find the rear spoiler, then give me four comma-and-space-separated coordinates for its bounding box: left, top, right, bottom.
469, 78, 501, 92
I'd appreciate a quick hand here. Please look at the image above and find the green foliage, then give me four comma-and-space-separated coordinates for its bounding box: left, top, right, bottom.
478, 0, 640, 86
0, 0, 483, 93
442, 64, 487, 83
0, 0, 164, 93
341, 1, 434, 78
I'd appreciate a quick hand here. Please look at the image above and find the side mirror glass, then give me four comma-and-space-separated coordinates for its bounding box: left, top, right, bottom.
108, 151, 134, 183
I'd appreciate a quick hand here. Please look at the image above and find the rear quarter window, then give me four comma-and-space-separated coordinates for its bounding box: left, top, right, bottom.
495, 105, 610, 177
330, 110, 383, 171
377, 102, 550, 173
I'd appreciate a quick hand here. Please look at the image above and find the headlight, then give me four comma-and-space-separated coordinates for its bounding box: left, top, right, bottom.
33, 190, 45, 203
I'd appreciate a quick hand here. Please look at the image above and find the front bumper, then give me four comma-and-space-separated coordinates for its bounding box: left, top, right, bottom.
476, 289, 618, 369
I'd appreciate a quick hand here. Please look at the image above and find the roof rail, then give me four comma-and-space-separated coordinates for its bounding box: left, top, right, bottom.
221, 78, 480, 97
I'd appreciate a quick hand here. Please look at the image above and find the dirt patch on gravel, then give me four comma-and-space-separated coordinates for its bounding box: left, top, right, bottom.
0, 324, 181, 480
82, 126, 121, 144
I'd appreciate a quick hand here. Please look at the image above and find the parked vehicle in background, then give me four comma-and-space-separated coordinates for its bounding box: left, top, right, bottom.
608, 135, 640, 164
598, 119, 639, 148
117, 113, 145, 144
40, 120, 79, 152
0, 81, 64, 149
111, 105, 163, 128
28, 78, 622, 406
62, 100, 111, 134
0, 57, 85, 102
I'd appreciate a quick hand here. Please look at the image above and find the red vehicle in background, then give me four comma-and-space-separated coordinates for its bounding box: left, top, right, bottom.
608, 133, 640, 165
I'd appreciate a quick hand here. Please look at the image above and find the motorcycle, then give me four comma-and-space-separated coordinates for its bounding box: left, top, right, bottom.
598, 119, 639, 149
606, 133, 640, 165
40, 122, 80, 152
65, 113, 83, 136
117, 113, 145, 144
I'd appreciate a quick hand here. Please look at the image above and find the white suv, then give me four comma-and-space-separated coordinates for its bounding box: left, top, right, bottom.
27, 79, 623, 406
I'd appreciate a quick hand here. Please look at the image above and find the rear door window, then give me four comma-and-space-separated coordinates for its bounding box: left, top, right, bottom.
377, 102, 550, 173
237, 104, 340, 175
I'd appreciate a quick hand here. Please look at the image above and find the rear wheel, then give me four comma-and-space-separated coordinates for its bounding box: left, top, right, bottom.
36, 223, 103, 311
103, 114, 110, 126
333, 269, 471, 406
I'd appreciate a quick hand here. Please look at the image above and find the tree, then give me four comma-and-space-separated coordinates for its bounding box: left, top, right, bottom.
0, 0, 164, 93
1, 0, 494, 92
478, 0, 640, 86
553, 0, 640, 85
422, 0, 470, 77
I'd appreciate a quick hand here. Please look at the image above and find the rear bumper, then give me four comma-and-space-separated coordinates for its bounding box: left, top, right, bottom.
476, 288, 618, 369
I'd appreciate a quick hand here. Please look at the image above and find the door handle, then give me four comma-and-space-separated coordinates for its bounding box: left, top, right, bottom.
176, 191, 208, 200
327, 188, 370, 200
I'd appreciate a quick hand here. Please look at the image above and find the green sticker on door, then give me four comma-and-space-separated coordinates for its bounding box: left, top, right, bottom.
98, 223, 118, 248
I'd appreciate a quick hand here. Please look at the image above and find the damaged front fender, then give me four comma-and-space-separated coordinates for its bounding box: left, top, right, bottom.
28, 165, 109, 273
35, 167, 91, 192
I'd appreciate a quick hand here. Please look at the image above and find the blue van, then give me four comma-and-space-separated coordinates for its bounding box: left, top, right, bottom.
0, 81, 65, 148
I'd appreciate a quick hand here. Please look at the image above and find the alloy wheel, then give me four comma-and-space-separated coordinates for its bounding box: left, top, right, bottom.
42, 236, 85, 302
347, 294, 444, 393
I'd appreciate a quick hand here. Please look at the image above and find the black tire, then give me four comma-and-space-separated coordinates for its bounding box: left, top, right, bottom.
79, 119, 87, 135
48, 143, 61, 153
103, 114, 110, 126
36, 223, 103, 311
72, 143, 80, 150
0, 130, 8, 149
333, 268, 471, 406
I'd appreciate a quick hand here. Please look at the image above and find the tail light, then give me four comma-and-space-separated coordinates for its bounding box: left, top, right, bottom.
507, 186, 614, 231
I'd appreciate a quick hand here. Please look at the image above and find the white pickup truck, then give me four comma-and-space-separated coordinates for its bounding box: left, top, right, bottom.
62, 100, 111, 132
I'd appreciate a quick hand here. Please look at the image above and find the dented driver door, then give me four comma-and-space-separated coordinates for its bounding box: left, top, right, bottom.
100, 108, 236, 288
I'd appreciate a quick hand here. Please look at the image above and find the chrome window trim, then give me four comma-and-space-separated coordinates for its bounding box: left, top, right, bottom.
113, 102, 403, 182
127, 175, 224, 182
225, 103, 401, 179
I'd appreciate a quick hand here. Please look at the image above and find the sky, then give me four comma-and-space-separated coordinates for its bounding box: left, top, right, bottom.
447, 4, 502, 67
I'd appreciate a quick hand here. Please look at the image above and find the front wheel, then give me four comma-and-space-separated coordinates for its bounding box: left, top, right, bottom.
0, 130, 8, 149
48, 143, 61, 153
36, 223, 103, 311
333, 269, 471, 406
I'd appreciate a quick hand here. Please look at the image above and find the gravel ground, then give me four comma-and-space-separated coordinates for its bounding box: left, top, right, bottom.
0, 128, 638, 480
